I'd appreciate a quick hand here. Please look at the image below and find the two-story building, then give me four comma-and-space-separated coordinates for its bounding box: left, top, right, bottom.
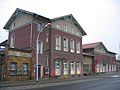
82, 42, 116, 74
3, 8, 86, 80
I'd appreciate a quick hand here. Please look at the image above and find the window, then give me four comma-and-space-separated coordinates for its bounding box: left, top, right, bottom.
37, 23, 43, 32
76, 41, 80, 53
38, 41, 43, 54
56, 35, 61, 50
63, 38, 68, 51
63, 61, 68, 75
10, 36, 15, 48
55, 60, 61, 75
10, 62, 17, 75
64, 24, 67, 31
13, 23, 15, 27
77, 62, 81, 74
22, 63, 28, 75
71, 61, 75, 74
70, 39, 75, 53
57, 24, 60, 29
46, 32, 49, 42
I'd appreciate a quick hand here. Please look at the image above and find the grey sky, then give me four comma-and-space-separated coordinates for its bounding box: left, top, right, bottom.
0, 0, 120, 55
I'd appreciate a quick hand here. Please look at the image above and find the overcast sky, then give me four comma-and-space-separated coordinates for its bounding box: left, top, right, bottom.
0, 0, 120, 56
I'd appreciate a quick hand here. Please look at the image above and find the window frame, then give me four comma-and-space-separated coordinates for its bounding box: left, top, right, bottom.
76, 41, 80, 53
10, 36, 15, 48
10, 62, 17, 75
22, 63, 28, 75
70, 39, 75, 53
64, 24, 67, 32
37, 22, 43, 32
56, 34, 61, 50
63, 37, 68, 51
38, 41, 43, 54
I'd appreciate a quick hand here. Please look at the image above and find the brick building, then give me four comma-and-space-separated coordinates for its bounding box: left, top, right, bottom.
83, 42, 116, 74
3, 8, 86, 80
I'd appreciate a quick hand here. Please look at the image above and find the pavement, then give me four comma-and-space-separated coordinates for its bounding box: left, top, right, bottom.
0, 72, 119, 90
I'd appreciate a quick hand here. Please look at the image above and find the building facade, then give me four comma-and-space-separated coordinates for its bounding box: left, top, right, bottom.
0, 47, 31, 81
3, 8, 86, 80
83, 42, 116, 74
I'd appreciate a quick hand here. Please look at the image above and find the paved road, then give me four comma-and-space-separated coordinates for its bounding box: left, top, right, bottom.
1, 73, 120, 90
30, 75, 120, 90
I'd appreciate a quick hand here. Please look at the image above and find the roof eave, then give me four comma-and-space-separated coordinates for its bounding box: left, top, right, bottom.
3, 8, 51, 30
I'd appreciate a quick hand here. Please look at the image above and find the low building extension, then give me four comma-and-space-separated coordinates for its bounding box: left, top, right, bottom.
83, 42, 116, 74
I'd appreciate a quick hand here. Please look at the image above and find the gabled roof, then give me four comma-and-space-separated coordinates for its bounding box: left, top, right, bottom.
4, 8, 51, 30
82, 42, 101, 49
83, 42, 108, 51
0, 40, 8, 46
52, 14, 87, 36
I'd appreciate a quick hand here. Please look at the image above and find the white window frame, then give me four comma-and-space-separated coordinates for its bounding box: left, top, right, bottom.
71, 61, 75, 74
63, 61, 68, 75
63, 37, 68, 51
56, 35, 61, 50
70, 39, 75, 53
57, 24, 60, 29
76, 41, 80, 53
55, 60, 61, 75
77, 62, 81, 74
10, 36, 15, 48
38, 41, 43, 54
37, 23, 43, 32
64, 24, 67, 31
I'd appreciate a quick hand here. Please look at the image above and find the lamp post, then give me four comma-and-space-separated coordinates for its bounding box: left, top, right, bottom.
36, 23, 50, 82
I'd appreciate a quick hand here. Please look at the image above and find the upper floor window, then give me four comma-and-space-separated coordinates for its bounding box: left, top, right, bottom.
46, 32, 49, 42
38, 41, 43, 54
64, 24, 67, 32
70, 39, 75, 53
10, 36, 15, 48
63, 38, 68, 51
56, 35, 61, 50
57, 24, 60, 29
37, 23, 43, 32
10, 62, 17, 75
76, 41, 80, 53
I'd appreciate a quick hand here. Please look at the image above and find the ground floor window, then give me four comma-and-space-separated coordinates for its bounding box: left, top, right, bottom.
106, 64, 108, 72
109, 64, 111, 71
63, 61, 68, 75
96, 64, 99, 73
55, 60, 61, 75
77, 62, 81, 74
70, 61, 75, 74
99, 63, 103, 72
10, 62, 17, 75
22, 63, 28, 75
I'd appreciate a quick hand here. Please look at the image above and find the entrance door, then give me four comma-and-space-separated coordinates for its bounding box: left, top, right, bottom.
83, 64, 89, 73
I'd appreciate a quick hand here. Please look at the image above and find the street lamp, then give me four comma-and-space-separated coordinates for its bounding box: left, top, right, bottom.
36, 23, 50, 82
